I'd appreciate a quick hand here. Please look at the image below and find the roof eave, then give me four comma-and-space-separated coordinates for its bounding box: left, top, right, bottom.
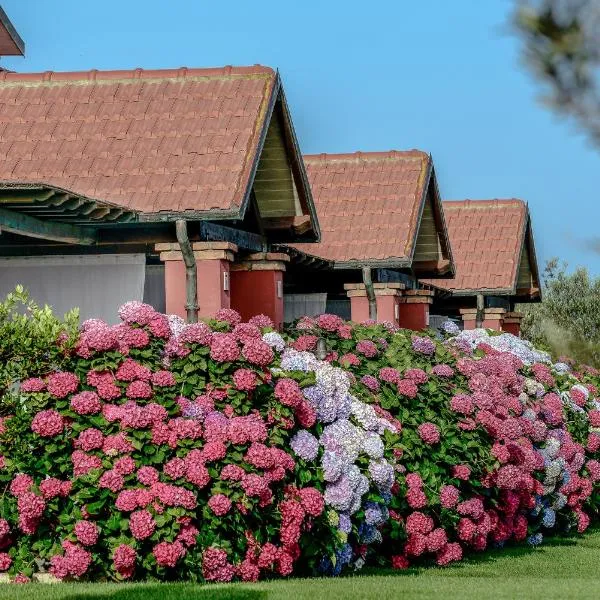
333, 258, 412, 270
407, 155, 456, 278
0, 6, 24, 56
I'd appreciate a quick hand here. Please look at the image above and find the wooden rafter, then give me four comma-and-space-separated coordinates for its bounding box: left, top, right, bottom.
0, 208, 97, 245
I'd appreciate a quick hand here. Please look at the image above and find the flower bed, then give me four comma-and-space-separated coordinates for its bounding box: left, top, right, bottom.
0, 306, 396, 582
1, 306, 600, 583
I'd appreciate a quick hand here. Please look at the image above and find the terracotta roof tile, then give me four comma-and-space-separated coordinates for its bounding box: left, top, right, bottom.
422, 199, 529, 294
0, 65, 278, 215
291, 150, 431, 265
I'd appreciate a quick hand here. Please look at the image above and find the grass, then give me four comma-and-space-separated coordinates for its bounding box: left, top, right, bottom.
3, 531, 600, 600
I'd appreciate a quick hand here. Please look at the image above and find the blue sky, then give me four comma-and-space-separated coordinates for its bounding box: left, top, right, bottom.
2, 0, 599, 275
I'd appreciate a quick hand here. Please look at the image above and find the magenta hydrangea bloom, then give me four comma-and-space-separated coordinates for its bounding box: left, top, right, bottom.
31, 409, 64, 437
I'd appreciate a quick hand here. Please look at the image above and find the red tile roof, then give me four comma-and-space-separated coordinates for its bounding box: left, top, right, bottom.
422, 199, 538, 295
291, 150, 443, 267
0, 66, 282, 216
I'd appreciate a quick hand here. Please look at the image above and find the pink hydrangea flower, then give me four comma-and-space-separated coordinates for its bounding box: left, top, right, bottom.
20, 377, 46, 392
0, 553, 11, 572
242, 339, 274, 366
99, 470, 125, 493
70, 391, 102, 415
31, 409, 64, 437
10, 474, 34, 497
74, 520, 99, 546
209, 333, 240, 362
39, 478, 71, 499
151, 370, 176, 387
46, 372, 79, 398
356, 340, 378, 358
439, 485, 460, 508
129, 510, 156, 540
233, 368, 258, 391
397, 379, 418, 398
71, 451, 102, 477
137, 466, 160, 486
214, 308, 242, 326
114, 456, 136, 475
379, 367, 401, 384
316, 314, 343, 332
208, 494, 232, 516
274, 378, 303, 408
291, 335, 318, 351
126, 380, 153, 400
116, 358, 152, 382
452, 464, 471, 481
248, 314, 274, 328
404, 368, 428, 384
113, 544, 136, 578
153, 540, 186, 568
432, 364, 454, 378
340, 353, 360, 366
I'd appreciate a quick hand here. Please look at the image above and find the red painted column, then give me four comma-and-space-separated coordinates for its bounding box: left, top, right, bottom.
482, 308, 506, 331
344, 283, 404, 325
230, 253, 289, 330
156, 242, 236, 320
397, 290, 434, 331
459, 307, 506, 331
460, 309, 478, 330
502, 311, 523, 336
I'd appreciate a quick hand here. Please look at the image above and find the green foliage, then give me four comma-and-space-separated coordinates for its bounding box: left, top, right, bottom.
519, 259, 600, 366
0, 286, 78, 410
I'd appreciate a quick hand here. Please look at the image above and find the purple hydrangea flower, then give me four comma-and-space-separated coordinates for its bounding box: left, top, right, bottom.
290, 430, 319, 461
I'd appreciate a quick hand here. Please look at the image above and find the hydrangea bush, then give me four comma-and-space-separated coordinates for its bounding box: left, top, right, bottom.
284, 316, 600, 568
2, 306, 600, 583
0, 305, 398, 582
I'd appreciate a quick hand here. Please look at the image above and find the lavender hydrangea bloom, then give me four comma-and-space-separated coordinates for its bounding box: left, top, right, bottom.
281, 349, 395, 568
280, 349, 318, 372
452, 329, 551, 364
411, 335, 436, 355
182, 402, 208, 420
350, 399, 383, 431
364, 504, 384, 526
324, 475, 354, 511
362, 432, 384, 459
167, 314, 186, 338
262, 331, 286, 352
368, 459, 395, 492
290, 430, 319, 461
338, 513, 352, 533
553, 493, 567, 510
542, 508, 556, 528
322, 451, 345, 482
442, 320, 460, 335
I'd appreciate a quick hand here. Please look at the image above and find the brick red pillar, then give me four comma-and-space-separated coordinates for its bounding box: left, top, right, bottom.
502, 311, 523, 336
397, 290, 434, 331
459, 309, 478, 330
482, 308, 506, 331
344, 283, 404, 325
230, 253, 289, 330
156, 242, 236, 320
459, 307, 506, 331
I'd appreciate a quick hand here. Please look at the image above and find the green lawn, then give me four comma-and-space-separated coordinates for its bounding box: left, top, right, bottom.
3, 531, 600, 600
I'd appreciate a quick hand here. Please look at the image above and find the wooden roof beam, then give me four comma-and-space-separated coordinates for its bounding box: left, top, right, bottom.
0, 207, 97, 245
